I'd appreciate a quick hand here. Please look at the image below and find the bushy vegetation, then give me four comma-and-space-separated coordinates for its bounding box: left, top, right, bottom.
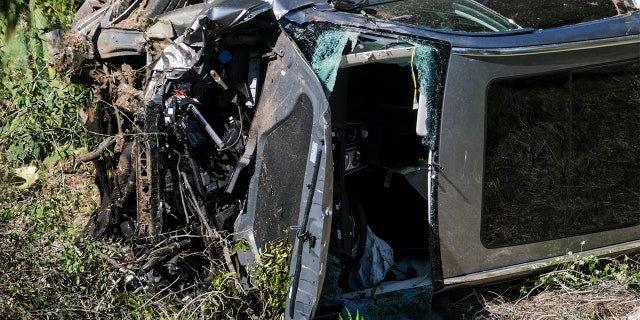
0, 0, 128, 318
0, 1, 291, 319
539, 253, 640, 290
0, 0, 93, 172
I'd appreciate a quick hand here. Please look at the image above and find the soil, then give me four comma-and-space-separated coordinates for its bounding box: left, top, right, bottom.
433, 277, 640, 319
112, 0, 152, 31
53, 169, 101, 223
86, 62, 143, 126
50, 30, 93, 72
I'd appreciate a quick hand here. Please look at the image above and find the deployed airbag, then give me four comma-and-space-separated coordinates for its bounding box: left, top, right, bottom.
348, 227, 394, 290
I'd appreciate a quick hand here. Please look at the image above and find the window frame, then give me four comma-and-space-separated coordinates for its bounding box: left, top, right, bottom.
436, 36, 640, 288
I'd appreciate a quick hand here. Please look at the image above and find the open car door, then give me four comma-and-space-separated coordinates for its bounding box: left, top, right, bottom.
437, 12, 640, 287
234, 30, 333, 320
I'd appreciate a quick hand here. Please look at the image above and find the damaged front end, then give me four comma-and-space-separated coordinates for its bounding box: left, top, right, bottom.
49, 0, 333, 318
49, 0, 458, 317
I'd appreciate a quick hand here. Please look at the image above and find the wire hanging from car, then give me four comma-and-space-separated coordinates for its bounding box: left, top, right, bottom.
173, 149, 190, 225
217, 100, 244, 152
411, 47, 418, 108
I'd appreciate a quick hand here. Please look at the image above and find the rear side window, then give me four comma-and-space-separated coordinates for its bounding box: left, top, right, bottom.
481, 62, 640, 248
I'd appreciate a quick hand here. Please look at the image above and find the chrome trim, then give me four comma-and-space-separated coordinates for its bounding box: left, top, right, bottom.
453, 35, 640, 56
443, 240, 640, 287
341, 276, 434, 299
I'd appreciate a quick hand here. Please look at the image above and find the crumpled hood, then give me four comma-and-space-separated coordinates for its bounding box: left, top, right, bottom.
268, 0, 321, 19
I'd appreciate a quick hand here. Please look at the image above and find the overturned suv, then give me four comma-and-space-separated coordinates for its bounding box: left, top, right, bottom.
49, 0, 640, 318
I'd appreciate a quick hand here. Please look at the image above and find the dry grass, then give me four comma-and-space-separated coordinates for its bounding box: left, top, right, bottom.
484, 284, 639, 319
435, 278, 640, 319
435, 254, 640, 319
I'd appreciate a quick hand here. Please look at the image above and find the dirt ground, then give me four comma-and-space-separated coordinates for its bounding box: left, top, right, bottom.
433, 276, 640, 319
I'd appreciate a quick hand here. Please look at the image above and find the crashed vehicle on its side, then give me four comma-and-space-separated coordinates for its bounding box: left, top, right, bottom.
49, 0, 640, 318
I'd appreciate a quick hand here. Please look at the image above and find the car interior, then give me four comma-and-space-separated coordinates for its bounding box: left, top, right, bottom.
323, 38, 448, 299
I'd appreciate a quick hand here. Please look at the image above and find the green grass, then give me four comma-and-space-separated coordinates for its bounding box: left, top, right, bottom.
539, 253, 640, 292
0, 0, 94, 173
0, 1, 295, 318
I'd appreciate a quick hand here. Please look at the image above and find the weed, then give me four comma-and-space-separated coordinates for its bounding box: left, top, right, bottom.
539, 253, 640, 292
0, 0, 95, 174
0, 1, 112, 318
250, 239, 292, 319
340, 308, 365, 320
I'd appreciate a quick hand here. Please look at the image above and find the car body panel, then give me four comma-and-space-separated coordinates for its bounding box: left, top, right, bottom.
49, 0, 640, 318
438, 31, 640, 283
233, 30, 333, 320
284, 7, 639, 46
281, 1, 640, 287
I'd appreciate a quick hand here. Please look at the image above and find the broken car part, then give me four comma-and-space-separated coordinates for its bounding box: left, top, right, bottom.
51, 0, 640, 319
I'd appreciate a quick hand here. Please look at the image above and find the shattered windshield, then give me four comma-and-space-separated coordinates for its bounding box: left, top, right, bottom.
360, 0, 520, 32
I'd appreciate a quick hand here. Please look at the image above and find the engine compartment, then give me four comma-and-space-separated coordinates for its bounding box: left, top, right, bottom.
73, 1, 449, 311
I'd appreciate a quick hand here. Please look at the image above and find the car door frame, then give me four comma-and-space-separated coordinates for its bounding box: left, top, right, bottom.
233, 28, 333, 320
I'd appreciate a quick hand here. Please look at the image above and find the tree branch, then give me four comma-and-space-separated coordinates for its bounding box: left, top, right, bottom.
75, 135, 117, 163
